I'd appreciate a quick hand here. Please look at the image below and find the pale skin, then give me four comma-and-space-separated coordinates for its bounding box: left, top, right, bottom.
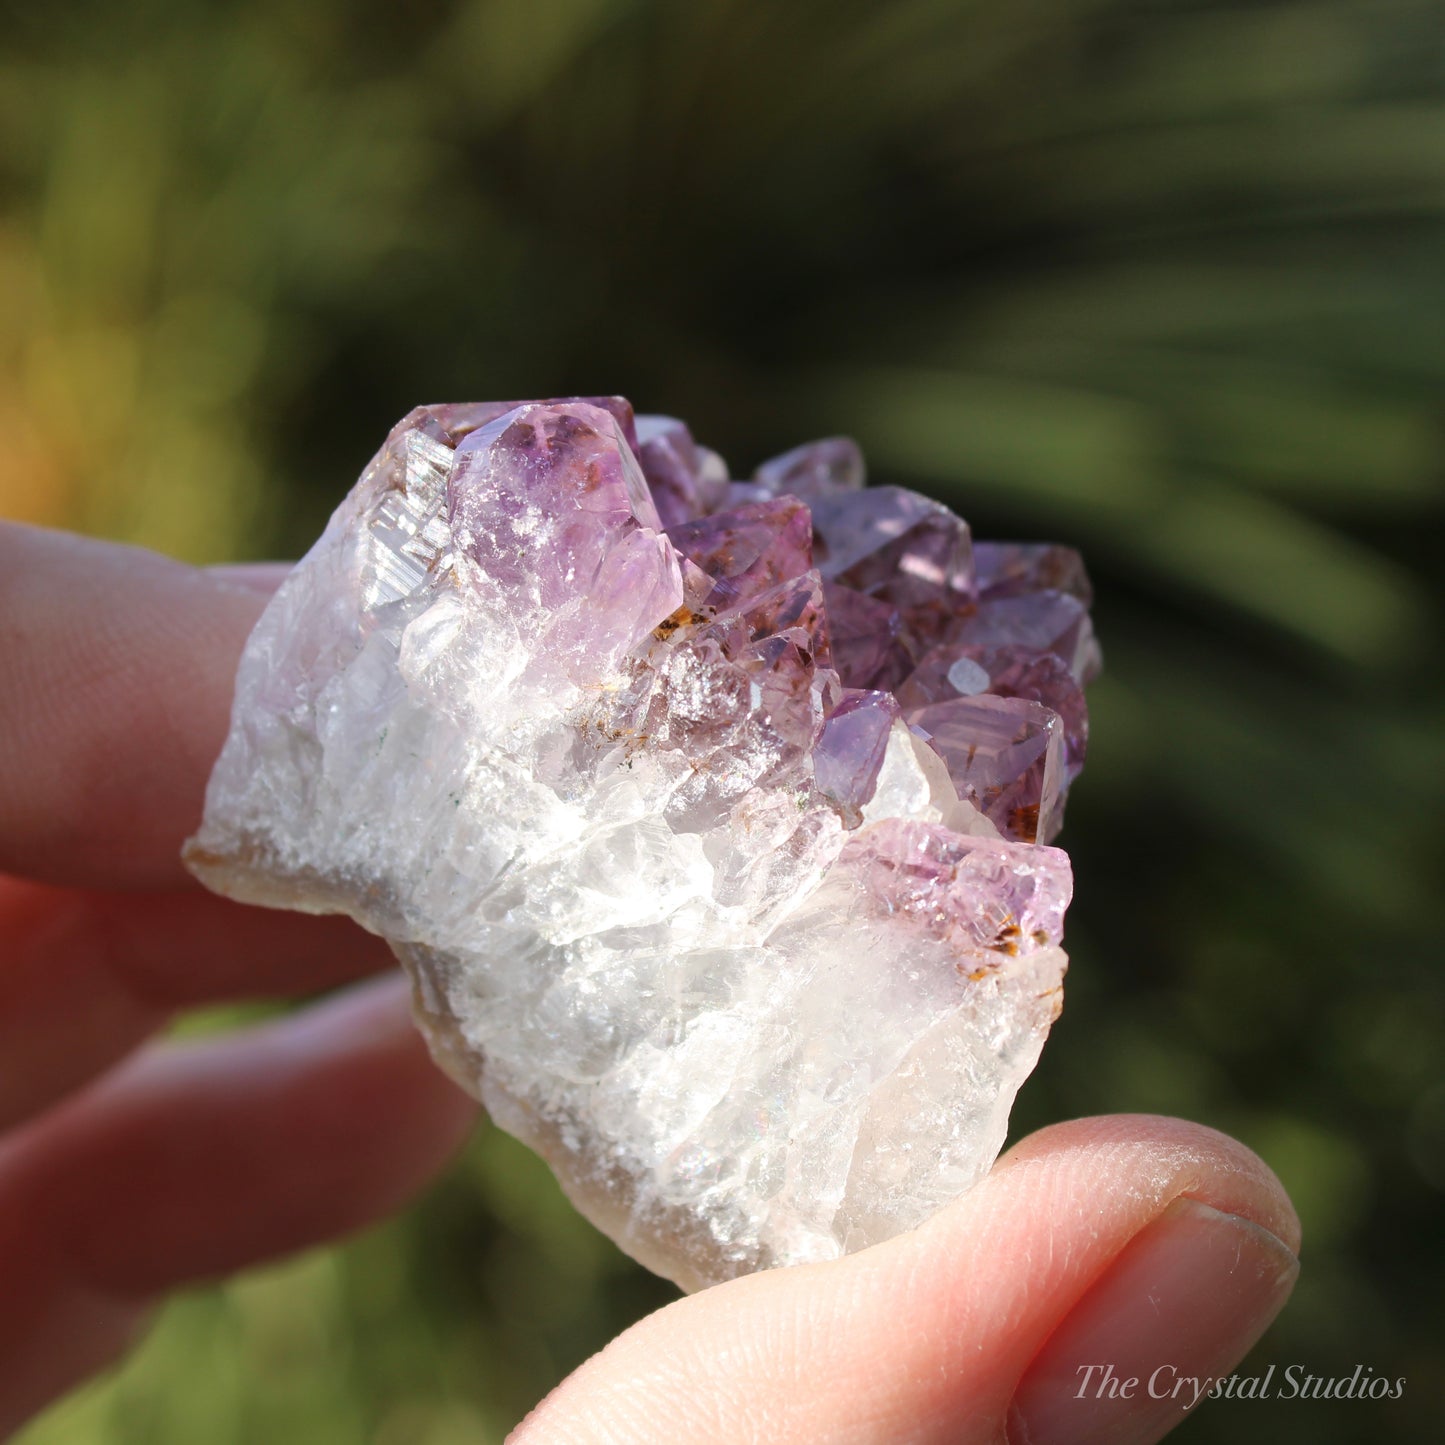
0, 521, 1301, 1444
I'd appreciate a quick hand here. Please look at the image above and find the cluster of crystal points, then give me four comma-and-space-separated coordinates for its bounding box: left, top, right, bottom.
186, 397, 1098, 1292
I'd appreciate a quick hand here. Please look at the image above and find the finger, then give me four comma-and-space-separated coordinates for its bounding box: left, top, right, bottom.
511, 1115, 1300, 1445
0, 524, 282, 889
205, 562, 294, 592
0, 876, 394, 1132
0, 974, 476, 1436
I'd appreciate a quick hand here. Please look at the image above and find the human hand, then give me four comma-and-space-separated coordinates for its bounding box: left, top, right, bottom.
0, 522, 1300, 1444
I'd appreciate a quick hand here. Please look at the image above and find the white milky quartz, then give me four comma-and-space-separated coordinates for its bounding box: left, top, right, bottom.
186, 400, 1073, 1292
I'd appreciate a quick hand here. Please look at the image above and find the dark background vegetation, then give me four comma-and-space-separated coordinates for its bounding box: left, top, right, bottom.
4, 1, 1443, 1440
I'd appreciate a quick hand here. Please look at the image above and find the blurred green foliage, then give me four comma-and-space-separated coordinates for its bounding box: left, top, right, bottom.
4, 0, 1443, 1440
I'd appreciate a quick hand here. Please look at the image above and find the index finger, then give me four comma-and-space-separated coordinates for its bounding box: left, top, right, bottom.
0, 523, 274, 890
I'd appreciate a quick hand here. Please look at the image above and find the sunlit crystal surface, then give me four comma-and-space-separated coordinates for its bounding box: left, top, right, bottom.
973, 540, 1092, 604
753, 435, 866, 499
186, 397, 1098, 1292
898, 643, 1089, 789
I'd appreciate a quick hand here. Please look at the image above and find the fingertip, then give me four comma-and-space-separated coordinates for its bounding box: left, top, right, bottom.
0, 526, 282, 888
1006, 1194, 1299, 1445
205, 561, 294, 595
990, 1113, 1302, 1256
510, 1113, 1303, 1445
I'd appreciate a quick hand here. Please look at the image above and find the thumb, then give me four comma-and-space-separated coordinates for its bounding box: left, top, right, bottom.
511, 1114, 1300, 1445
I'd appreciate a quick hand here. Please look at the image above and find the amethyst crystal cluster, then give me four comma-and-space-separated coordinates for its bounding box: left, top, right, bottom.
187, 397, 1098, 1291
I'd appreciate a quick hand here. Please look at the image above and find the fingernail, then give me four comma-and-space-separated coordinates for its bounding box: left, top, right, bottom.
1006, 1196, 1299, 1445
